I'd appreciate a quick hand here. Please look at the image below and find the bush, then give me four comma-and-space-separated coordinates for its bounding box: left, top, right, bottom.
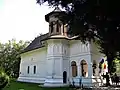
0, 67, 9, 89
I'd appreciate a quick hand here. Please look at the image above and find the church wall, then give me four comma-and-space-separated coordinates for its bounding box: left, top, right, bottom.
69, 40, 92, 69
61, 39, 70, 80
69, 53, 93, 86
69, 40, 93, 85
69, 40, 90, 56
90, 41, 105, 76
69, 53, 92, 76
18, 47, 47, 83
90, 53, 102, 76
63, 59, 70, 78
46, 39, 70, 78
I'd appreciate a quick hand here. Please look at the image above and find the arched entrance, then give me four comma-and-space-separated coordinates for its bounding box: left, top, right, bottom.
71, 61, 77, 77
81, 60, 88, 77
63, 71, 67, 83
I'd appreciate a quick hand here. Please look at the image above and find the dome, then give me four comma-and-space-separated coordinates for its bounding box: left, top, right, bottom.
45, 6, 66, 22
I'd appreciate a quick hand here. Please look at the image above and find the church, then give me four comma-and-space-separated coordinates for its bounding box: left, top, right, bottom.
17, 7, 108, 87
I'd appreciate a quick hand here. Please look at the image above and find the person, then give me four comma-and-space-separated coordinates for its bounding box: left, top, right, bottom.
111, 74, 115, 85
79, 76, 82, 88
114, 73, 119, 85
106, 72, 110, 86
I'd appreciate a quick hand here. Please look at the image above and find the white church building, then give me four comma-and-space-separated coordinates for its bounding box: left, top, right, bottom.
17, 7, 108, 87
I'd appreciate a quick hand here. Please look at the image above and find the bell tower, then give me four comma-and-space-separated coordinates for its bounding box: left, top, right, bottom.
44, 7, 70, 87
45, 6, 68, 36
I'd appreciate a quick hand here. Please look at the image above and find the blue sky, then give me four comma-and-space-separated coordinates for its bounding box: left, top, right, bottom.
0, 0, 53, 43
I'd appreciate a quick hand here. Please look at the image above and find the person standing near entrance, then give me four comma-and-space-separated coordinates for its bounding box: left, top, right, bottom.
106, 72, 110, 86
114, 73, 119, 85
79, 76, 82, 88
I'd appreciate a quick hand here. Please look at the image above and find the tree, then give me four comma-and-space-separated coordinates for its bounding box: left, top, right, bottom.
0, 67, 9, 89
36, 0, 120, 75
0, 39, 29, 78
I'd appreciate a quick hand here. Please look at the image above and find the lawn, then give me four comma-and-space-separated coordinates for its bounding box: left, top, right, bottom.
3, 81, 70, 90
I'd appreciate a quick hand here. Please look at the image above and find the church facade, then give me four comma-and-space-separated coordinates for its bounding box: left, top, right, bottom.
17, 7, 107, 87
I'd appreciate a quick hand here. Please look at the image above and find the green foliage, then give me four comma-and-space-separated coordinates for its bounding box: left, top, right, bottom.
112, 59, 120, 75
0, 39, 29, 78
3, 81, 69, 90
0, 67, 9, 89
111, 60, 116, 73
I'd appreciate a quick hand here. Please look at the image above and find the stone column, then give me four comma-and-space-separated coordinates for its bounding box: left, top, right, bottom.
70, 65, 72, 77
88, 63, 93, 78
77, 64, 81, 77
61, 24, 64, 35
64, 24, 67, 36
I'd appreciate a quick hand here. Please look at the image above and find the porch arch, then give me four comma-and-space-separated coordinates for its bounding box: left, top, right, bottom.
71, 61, 77, 77
80, 60, 88, 77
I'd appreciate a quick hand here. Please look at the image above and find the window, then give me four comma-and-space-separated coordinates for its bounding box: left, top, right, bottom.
56, 21, 59, 32
71, 61, 77, 77
27, 66, 30, 74
41, 41, 45, 46
56, 20, 61, 32
33, 66, 36, 74
81, 60, 88, 77
50, 22, 53, 33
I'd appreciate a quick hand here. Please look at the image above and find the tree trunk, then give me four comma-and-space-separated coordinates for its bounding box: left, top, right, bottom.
107, 57, 113, 74
106, 55, 114, 86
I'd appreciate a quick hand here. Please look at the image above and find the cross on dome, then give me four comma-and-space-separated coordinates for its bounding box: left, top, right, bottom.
53, 6, 62, 12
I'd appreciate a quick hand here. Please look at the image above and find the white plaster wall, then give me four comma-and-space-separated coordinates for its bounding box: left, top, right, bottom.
90, 41, 103, 62
60, 39, 70, 79
47, 39, 69, 56
63, 59, 70, 80
90, 41, 104, 62
90, 42, 105, 76
69, 40, 93, 85
69, 40, 90, 56
69, 40, 91, 66
18, 38, 103, 86
46, 39, 63, 77
19, 47, 47, 79
46, 39, 69, 78
54, 58, 63, 77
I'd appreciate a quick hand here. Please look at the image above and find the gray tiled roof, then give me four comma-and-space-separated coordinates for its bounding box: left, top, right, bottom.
22, 33, 79, 53
23, 33, 49, 53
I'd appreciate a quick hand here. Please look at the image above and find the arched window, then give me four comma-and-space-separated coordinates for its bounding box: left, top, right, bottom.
50, 22, 53, 33
27, 66, 30, 74
33, 66, 36, 74
71, 61, 77, 77
81, 60, 88, 77
56, 20, 61, 32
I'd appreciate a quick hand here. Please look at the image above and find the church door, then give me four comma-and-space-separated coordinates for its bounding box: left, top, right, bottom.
63, 71, 67, 83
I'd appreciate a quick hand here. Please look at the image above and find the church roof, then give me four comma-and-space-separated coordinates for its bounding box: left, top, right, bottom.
22, 33, 49, 53
22, 33, 79, 53
45, 7, 66, 22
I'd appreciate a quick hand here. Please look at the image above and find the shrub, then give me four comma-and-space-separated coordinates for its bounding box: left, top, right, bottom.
0, 67, 9, 89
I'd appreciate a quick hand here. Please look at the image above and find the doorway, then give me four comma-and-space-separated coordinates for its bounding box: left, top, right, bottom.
63, 71, 67, 83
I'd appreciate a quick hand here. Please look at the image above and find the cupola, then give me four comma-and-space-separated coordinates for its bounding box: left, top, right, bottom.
45, 6, 68, 36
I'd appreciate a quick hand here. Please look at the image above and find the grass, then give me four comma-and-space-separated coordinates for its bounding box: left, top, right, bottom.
3, 80, 70, 90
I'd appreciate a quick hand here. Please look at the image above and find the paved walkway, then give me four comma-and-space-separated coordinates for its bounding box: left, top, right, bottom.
86, 85, 120, 90
100, 85, 120, 90
76, 85, 120, 90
